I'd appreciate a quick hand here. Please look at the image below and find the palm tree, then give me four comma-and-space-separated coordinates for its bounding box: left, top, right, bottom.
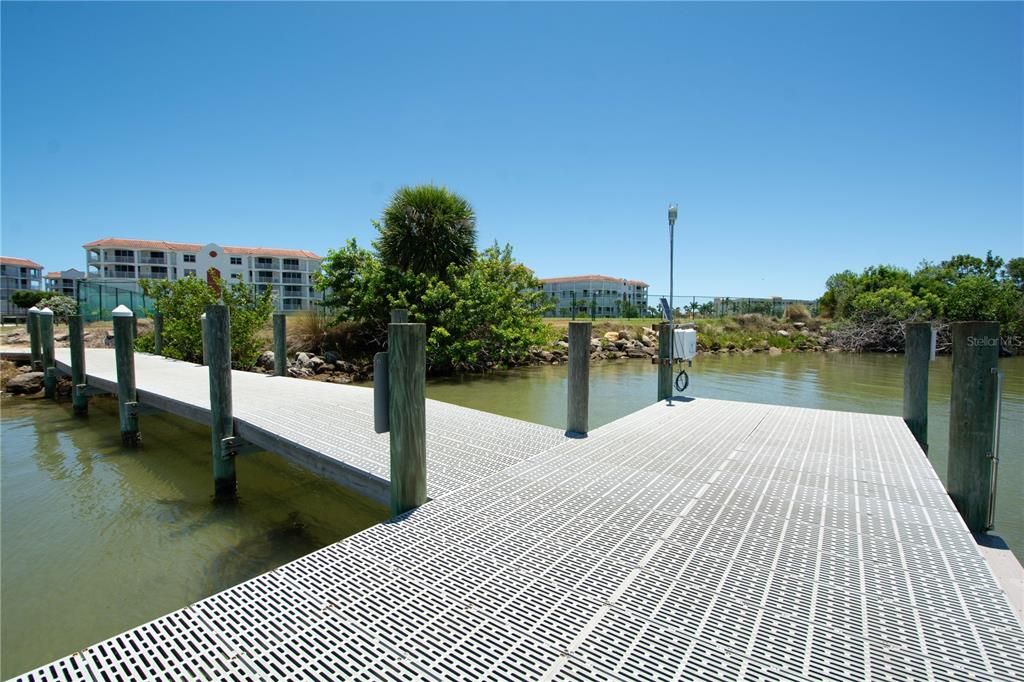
376, 184, 477, 279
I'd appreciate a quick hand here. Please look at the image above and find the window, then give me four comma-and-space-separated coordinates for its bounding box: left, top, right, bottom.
230, 257, 242, 265
183, 254, 196, 263
184, 268, 196, 277
230, 272, 241, 280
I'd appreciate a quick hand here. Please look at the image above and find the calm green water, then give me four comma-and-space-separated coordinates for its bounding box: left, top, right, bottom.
0, 396, 387, 679
425, 353, 1024, 563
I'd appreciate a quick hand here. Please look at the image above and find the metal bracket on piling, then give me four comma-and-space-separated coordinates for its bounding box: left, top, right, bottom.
76, 384, 108, 398
125, 401, 139, 419
221, 436, 262, 459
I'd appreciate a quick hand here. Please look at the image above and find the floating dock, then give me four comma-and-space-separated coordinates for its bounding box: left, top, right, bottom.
14, 351, 1024, 680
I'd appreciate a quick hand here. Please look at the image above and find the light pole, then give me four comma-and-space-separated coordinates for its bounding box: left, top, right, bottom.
668, 203, 678, 405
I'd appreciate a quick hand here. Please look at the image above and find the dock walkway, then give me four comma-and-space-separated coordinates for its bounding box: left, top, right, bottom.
16, 389, 1024, 680
53, 349, 565, 503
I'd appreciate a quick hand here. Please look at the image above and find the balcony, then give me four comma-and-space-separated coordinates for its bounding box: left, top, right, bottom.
255, 274, 279, 284
106, 255, 136, 264
254, 259, 279, 269
282, 261, 301, 271
139, 255, 166, 264
282, 300, 304, 311
281, 273, 304, 283
141, 272, 169, 280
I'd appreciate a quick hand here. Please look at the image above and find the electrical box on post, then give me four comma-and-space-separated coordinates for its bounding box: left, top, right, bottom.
673, 328, 697, 361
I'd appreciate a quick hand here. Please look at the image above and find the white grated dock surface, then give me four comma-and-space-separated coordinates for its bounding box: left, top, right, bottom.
15, 396, 1024, 681
54, 349, 565, 502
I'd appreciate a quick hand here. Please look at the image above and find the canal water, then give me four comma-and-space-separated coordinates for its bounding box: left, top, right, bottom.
2, 352, 1021, 677
0, 396, 388, 679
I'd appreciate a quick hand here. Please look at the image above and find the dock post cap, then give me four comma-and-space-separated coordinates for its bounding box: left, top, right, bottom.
201, 312, 207, 319
37, 307, 54, 316
28, 305, 39, 312
111, 304, 134, 317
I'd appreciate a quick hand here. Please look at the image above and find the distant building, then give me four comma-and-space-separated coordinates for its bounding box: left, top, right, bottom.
1, 256, 44, 321
45, 268, 86, 298
539, 275, 649, 317
83, 238, 322, 312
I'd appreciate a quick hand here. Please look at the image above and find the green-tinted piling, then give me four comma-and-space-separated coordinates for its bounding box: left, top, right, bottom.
206, 304, 237, 500
28, 306, 42, 370
69, 314, 89, 415
947, 321, 1000, 532
566, 321, 591, 436
200, 312, 209, 366
902, 322, 931, 453
112, 305, 140, 446
657, 322, 672, 402
391, 309, 409, 323
153, 312, 164, 355
273, 312, 286, 376
38, 308, 56, 399
388, 322, 426, 516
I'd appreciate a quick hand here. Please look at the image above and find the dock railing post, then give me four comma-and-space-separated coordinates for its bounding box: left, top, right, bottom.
206, 304, 237, 500
391, 309, 409, 323
902, 322, 931, 453
153, 312, 163, 356
388, 321, 426, 516
112, 305, 140, 446
200, 312, 209, 366
69, 314, 89, 415
566, 320, 591, 436
657, 322, 672, 402
273, 311, 286, 376
948, 321, 1000, 532
28, 306, 42, 370
39, 307, 57, 399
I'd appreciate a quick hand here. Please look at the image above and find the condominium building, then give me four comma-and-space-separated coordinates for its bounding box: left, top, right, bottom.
45, 268, 86, 297
539, 275, 649, 317
83, 238, 322, 312
1, 256, 44, 321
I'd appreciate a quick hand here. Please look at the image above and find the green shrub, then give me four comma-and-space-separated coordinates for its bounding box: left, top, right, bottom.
141, 273, 273, 368
10, 290, 49, 309
40, 295, 77, 322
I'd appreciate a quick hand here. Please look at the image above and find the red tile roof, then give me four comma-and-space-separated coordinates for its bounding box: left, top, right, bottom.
82, 237, 320, 259
0, 256, 43, 269
45, 272, 62, 279
540, 274, 649, 287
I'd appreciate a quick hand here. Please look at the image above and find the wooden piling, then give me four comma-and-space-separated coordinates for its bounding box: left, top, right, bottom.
373, 351, 389, 434
206, 304, 237, 499
112, 305, 140, 446
566, 321, 591, 436
153, 312, 164, 355
28, 306, 42, 370
388, 322, 426, 516
201, 312, 209, 366
38, 308, 57, 399
69, 314, 89, 416
948, 321, 1000, 532
391, 309, 409, 323
657, 322, 672, 402
273, 312, 286, 377
902, 322, 931, 453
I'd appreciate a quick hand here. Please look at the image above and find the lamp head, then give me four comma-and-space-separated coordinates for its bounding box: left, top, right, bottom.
668, 203, 678, 228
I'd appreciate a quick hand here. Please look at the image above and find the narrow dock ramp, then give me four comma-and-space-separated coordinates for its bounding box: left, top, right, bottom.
54, 349, 565, 503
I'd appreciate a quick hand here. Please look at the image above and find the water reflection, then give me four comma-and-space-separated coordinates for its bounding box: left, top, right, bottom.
1, 396, 387, 679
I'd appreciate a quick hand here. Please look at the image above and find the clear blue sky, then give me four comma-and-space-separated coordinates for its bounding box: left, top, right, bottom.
2, 1, 1021, 298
